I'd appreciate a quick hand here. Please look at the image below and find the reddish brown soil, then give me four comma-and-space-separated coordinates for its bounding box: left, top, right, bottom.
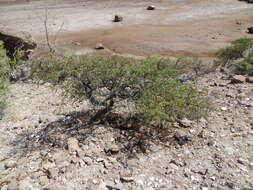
1, 0, 253, 57
61, 9, 253, 57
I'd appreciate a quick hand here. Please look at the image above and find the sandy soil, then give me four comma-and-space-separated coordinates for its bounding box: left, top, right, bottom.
1, 0, 253, 57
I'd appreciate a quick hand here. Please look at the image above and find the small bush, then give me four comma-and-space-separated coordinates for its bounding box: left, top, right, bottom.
31, 56, 211, 130
0, 41, 10, 116
215, 37, 253, 66
137, 78, 209, 126
234, 49, 253, 75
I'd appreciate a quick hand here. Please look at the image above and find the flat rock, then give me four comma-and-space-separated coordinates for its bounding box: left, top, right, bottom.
178, 118, 193, 128
231, 75, 246, 83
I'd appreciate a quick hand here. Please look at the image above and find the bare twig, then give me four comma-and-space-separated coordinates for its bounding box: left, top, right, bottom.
43, 8, 54, 56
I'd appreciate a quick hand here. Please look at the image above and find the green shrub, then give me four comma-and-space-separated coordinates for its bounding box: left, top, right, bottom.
234, 49, 253, 75
0, 41, 10, 116
137, 78, 209, 126
215, 37, 253, 66
31, 55, 211, 129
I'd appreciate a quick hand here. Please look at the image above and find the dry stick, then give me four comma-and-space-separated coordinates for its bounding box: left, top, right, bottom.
44, 8, 54, 56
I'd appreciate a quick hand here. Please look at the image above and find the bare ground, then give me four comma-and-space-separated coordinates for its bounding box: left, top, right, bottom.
1, 0, 253, 57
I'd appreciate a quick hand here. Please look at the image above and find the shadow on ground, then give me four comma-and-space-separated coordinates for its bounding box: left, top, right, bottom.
9, 111, 172, 158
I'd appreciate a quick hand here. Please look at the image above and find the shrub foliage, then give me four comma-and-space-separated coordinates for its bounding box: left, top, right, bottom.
0, 41, 10, 116
215, 37, 253, 66
31, 56, 211, 128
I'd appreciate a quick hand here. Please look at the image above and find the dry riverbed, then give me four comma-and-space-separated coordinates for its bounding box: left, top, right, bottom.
1, 0, 253, 57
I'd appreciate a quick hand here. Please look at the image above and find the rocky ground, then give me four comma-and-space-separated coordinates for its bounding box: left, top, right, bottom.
0, 70, 252, 190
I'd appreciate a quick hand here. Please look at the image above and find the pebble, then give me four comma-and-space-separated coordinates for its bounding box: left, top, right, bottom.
95, 43, 105, 50
221, 107, 227, 111
147, 5, 156, 10
4, 161, 17, 169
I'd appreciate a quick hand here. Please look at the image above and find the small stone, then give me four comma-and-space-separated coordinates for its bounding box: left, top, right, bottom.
226, 92, 235, 98
231, 75, 246, 83
237, 92, 247, 99
82, 157, 93, 165
96, 158, 104, 163
120, 171, 134, 183
4, 161, 17, 169
246, 76, 253, 83
67, 137, 83, 154
221, 107, 227, 111
147, 5, 156, 10
120, 176, 134, 183
95, 43, 104, 50
207, 140, 215, 146
247, 27, 253, 34
7, 181, 19, 190
174, 130, 192, 145
108, 144, 120, 154
237, 158, 246, 165
210, 176, 217, 181
169, 163, 179, 170
113, 15, 123, 22
190, 175, 200, 182
72, 41, 81, 46
178, 118, 193, 128
225, 181, 236, 189
39, 175, 50, 186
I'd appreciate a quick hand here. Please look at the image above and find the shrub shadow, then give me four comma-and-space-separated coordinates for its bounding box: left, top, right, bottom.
10, 111, 171, 158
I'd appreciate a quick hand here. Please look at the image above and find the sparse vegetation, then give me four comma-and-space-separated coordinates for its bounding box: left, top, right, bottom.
31, 56, 211, 130
0, 41, 10, 116
234, 49, 253, 76
215, 37, 253, 66
215, 37, 253, 75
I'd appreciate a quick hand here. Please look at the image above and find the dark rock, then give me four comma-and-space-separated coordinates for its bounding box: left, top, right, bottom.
225, 181, 237, 189
147, 5, 156, 10
207, 140, 214, 146
113, 15, 123, 22
174, 131, 192, 145
247, 27, 253, 34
